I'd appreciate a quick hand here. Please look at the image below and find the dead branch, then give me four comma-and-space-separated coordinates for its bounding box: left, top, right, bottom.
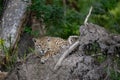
84, 6, 93, 25
116, 69, 120, 73
91, 53, 103, 57
68, 35, 79, 44
54, 40, 79, 70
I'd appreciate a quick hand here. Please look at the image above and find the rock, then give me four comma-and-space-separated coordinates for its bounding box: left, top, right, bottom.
0, 71, 8, 80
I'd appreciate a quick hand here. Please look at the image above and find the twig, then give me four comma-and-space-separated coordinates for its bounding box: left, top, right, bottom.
116, 69, 120, 73
84, 6, 93, 25
104, 63, 111, 80
54, 41, 79, 70
114, 61, 120, 74
91, 53, 103, 57
68, 35, 79, 44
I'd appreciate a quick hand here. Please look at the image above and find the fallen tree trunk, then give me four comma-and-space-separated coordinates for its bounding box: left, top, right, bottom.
5, 23, 120, 80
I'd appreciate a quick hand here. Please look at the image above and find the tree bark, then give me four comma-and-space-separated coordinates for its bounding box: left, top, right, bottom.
0, 0, 31, 49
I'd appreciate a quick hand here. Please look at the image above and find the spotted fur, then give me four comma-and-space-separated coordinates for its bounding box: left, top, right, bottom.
33, 36, 69, 63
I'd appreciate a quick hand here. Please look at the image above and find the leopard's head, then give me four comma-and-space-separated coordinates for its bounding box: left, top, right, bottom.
32, 38, 50, 55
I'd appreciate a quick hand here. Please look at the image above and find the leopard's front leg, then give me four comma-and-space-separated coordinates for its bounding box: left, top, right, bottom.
40, 51, 50, 63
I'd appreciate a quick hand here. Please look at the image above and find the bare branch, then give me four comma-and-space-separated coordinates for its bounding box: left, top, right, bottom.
116, 69, 120, 73
84, 6, 93, 25
68, 35, 79, 44
91, 53, 103, 57
54, 41, 79, 70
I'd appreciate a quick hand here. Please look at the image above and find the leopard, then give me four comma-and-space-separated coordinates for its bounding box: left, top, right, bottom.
32, 36, 70, 63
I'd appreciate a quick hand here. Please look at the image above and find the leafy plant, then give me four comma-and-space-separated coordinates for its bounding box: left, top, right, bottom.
30, 0, 80, 38
110, 70, 120, 80
0, 38, 18, 71
24, 26, 39, 37
91, 0, 120, 33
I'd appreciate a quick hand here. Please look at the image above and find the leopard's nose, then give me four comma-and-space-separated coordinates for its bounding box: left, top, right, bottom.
40, 50, 45, 55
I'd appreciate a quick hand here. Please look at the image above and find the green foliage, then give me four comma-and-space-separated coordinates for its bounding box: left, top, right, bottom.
0, 38, 18, 71
30, 0, 120, 38
24, 26, 39, 37
0, 38, 5, 46
84, 41, 101, 55
91, 0, 120, 33
109, 57, 120, 80
30, 0, 80, 38
110, 70, 120, 80
0, 0, 3, 17
110, 57, 120, 80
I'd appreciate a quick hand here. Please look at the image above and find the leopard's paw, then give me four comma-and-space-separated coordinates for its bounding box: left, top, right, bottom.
40, 57, 48, 64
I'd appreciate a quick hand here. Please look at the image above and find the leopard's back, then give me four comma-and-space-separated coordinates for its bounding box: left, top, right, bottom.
48, 37, 68, 54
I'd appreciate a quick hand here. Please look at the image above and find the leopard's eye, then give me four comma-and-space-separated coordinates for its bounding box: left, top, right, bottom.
38, 45, 41, 48
36, 45, 41, 48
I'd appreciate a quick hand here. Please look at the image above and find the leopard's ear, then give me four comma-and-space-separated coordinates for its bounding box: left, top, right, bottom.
32, 38, 37, 42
